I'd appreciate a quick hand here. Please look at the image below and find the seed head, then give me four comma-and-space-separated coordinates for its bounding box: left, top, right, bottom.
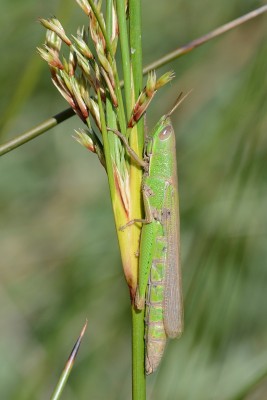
73, 129, 96, 152
70, 76, 89, 119
37, 45, 64, 70
39, 17, 72, 46
128, 71, 175, 127
146, 71, 157, 98
59, 70, 73, 94
75, 51, 91, 77
72, 35, 93, 60
68, 51, 77, 76
96, 42, 115, 88
155, 71, 175, 90
75, 0, 91, 16
100, 67, 118, 107
89, 9, 106, 50
74, 128, 106, 168
84, 96, 101, 131
51, 75, 76, 109
45, 30, 62, 53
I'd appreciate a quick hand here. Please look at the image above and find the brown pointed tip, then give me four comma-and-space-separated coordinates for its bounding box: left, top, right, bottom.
80, 319, 88, 338
66, 319, 88, 368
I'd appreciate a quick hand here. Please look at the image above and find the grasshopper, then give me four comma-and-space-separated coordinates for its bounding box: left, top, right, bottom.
109, 93, 187, 374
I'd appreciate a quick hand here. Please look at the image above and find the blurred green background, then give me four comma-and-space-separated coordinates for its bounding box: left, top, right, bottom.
1, 1, 267, 399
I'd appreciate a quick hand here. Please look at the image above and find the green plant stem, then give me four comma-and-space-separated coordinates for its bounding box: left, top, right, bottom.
129, 0, 143, 99
2, 4, 267, 157
143, 4, 267, 73
0, 108, 74, 156
116, 0, 132, 120
105, 0, 119, 166
106, 0, 113, 27
132, 305, 146, 400
129, 0, 144, 156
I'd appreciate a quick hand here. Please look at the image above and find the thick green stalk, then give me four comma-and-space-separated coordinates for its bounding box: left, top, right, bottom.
129, 1, 146, 399
105, 0, 119, 168
132, 306, 146, 400
129, 0, 143, 99
116, 0, 132, 120
129, 0, 144, 150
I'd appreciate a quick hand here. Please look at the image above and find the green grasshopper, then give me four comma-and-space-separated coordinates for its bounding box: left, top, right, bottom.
109, 93, 187, 374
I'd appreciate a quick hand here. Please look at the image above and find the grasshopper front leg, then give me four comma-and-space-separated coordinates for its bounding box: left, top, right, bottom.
107, 128, 147, 169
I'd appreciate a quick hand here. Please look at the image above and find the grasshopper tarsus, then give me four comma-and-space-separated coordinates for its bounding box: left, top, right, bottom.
119, 218, 147, 232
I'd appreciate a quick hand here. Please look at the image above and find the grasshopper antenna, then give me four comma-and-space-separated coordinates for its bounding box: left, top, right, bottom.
167, 89, 193, 117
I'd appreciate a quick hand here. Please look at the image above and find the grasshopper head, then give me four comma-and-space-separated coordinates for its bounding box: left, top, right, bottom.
146, 115, 175, 156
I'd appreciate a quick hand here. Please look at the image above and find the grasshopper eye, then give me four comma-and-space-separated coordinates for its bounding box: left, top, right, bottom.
159, 125, 172, 141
